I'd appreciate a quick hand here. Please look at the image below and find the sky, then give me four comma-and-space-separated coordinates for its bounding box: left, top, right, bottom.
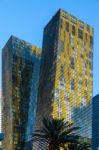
0, 0, 99, 96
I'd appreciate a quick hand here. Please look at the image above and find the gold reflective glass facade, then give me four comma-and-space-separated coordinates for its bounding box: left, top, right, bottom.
36, 9, 93, 145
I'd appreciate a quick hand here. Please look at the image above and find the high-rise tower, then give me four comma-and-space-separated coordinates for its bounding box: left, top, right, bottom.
92, 94, 99, 150
0, 91, 2, 148
36, 9, 93, 143
0, 91, 2, 134
2, 36, 41, 150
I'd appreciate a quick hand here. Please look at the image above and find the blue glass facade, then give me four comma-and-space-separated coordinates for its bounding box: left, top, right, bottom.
0, 133, 4, 141
25, 55, 41, 141
92, 94, 99, 150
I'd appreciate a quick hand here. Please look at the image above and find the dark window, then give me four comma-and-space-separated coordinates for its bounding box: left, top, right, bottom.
70, 57, 74, 69
90, 36, 93, 48
66, 22, 69, 32
85, 33, 88, 42
89, 51, 93, 59
84, 90, 87, 99
78, 29, 83, 39
60, 65, 64, 81
65, 94, 70, 101
80, 22, 84, 30
81, 54, 84, 59
87, 25, 90, 32
60, 19, 63, 28
71, 79, 75, 90
85, 79, 88, 86
60, 64, 64, 73
72, 25, 75, 35
89, 62, 92, 69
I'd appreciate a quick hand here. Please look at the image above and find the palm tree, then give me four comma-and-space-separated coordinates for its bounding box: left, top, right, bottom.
79, 142, 91, 150
68, 141, 91, 150
32, 117, 80, 150
68, 143, 79, 150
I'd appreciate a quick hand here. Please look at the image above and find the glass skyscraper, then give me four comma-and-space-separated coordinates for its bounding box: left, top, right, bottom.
2, 36, 41, 150
36, 9, 93, 149
2, 9, 94, 150
92, 94, 99, 150
0, 92, 2, 148
0, 92, 2, 134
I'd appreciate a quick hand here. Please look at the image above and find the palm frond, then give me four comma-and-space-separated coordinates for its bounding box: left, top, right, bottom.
32, 117, 80, 149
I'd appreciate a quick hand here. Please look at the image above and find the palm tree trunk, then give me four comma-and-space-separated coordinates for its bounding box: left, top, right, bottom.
48, 144, 54, 150
49, 143, 60, 150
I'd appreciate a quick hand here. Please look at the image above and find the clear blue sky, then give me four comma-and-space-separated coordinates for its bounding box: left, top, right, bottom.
0, 0, 99, 96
